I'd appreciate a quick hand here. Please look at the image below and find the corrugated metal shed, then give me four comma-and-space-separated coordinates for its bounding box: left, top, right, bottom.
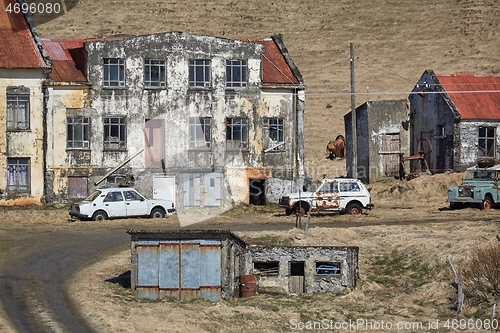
41, 39, 87, 82
436, 73, 500, 120
248, 37, 300, 86
0, 0, 48, 68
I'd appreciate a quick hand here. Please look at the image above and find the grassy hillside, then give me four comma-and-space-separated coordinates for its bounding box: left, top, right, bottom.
32, 0, 500, 178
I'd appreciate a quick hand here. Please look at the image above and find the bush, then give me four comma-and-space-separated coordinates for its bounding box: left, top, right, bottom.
462, 243, 500, 304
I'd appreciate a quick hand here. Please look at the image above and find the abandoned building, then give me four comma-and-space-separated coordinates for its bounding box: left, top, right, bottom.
344, 100, 410, 183
409, 70, 500, 172
0, 0, 306, 206
0, 2, 51, 205
127, 229, 359, 300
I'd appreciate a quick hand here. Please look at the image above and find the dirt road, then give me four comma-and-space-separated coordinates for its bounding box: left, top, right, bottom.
0, 201, 498, 333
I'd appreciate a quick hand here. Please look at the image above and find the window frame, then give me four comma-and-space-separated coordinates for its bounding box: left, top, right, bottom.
6, 157, 30, 194
478, 126, 495, 157
226, 59, 247, 88
103, 58, 125, 87
189, 117, 211, 150
315, 261, 341, 275
189, 59, 211, 88
226, 118, 249, 150
263, 117, 284, 151
253, 261, 279, 276
103, 116, 126, 151
144, 59, 166, 88
7, 94, 30, 131
67, 116, 90, 149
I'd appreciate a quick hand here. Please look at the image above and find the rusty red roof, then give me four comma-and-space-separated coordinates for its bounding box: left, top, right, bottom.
0, 0, 48, 68
247, 37, 300, 86
436, 73, 500, 120
41, 39, 86, 82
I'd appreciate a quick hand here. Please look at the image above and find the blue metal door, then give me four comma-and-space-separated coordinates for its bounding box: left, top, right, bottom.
136, 239, 160, 299
199, 239, 221, 300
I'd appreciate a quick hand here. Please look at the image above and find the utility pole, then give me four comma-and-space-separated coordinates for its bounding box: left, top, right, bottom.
350, 43, 357, 179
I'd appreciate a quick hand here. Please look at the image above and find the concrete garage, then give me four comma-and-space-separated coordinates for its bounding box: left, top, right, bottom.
128, 229, 359, 300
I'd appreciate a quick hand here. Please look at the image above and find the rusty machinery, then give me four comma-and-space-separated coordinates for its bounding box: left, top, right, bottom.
399, 137, 433, 180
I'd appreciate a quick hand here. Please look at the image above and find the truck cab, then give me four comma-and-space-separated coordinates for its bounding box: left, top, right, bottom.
448, 164, 500, 210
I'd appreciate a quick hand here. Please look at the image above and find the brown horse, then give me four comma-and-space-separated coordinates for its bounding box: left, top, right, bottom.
326, 135, 346, 159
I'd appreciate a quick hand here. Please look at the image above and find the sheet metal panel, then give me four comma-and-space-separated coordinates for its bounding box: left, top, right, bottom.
137, 240, 160, 287
136, 287, 159, 300
199, 239, 222, 300
180, 242, 200, 289
436, 73, 500, 120
159, 241, 180, 289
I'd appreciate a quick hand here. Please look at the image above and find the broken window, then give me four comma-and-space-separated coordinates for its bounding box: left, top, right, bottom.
67, 116, 90, 149
263, 118, 284, 151
318, 181, 338, 193
107, 175, 125, 185
104, 117, 126, 150
189, 59, 211, 87
7, 158, 30, 194
189, 117, 211, 149
226, 118, 248, 149
7, 93, 29, 130
315, 262, 341, 275
103, 58, 125, 87
253, 262, 279, 275
144, 59, 166, 87
478, 126, 495, 157
226, 59, 247, 88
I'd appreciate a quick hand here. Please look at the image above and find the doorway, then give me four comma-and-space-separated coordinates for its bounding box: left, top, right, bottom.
289, 261, 305, 294
249, 178, 266, 205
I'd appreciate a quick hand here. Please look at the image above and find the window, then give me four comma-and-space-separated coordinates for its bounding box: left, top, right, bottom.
144, 59, 166, 87
263, 118, 284, 150
226, 60, 247, 87
103, 58, 125, 87
319, 181, 338, 193
189, 117, 211, 149
7, 158, 30, 194
7, 94, 29, 130
103, 191, 124, 202
226, 118, 248, 149
67, 116, 90, 148
104, 117, 126, 150
339, 182, 360, 192
107, 175, 125, 185
253, 262, 279, 275
189, 59, 211, 87
478, 127, 495, 157
315, 262, 341, 275
123, 190, 144, 201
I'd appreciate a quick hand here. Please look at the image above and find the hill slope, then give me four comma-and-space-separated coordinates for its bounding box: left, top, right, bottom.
32, 0, 500, 178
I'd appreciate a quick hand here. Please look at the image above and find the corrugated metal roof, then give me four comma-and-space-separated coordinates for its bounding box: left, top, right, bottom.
0, 0, 48, 68
41, 39, 86, 82
436, 73, 500, 120
247, 38, 300, 86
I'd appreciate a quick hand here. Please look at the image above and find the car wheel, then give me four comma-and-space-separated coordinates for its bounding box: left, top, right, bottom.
150, 207, 165, 218
285, 208, 293, 216
481, 196, 493, 210
293, 202, 309, 217
345, 203, 362, 215
92, 211, 108, 221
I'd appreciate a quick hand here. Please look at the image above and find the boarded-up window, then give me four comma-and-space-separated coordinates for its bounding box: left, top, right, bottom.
67, 177, 87, 199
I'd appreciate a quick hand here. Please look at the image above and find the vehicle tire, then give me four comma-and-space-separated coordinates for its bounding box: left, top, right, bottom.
92, 211, 108, 221
345, 203, 362, 215
293, 202, 309, 217
150, 207, 165, 218
285, 208, 293, 216
478, 158, 495, 168
480, 196, 493, 210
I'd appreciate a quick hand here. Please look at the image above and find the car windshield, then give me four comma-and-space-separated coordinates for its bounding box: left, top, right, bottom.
307, 181, 322, 192
464, 170, 494, 180
84, 190, 101, 202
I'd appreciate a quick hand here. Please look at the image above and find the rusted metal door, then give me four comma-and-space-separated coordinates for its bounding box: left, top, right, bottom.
382, 133, 400, 176
199, 239, 222, 300
159, 240, 180, 299
136, 239, 160, 299
180, 241, 200, 299
67, 176, 87, 199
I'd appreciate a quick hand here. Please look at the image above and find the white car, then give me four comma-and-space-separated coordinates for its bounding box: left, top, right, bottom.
279, 178, 373, 215
69, 187, 175, 221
